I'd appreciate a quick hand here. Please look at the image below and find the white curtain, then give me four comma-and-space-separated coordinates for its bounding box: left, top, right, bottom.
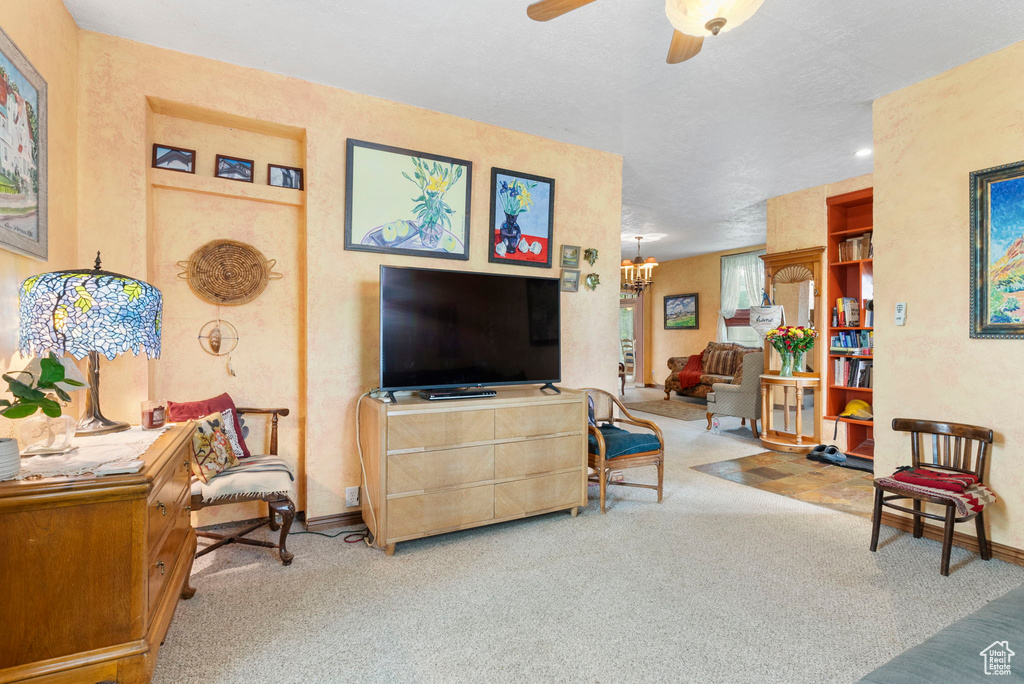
717, 251, 766, 342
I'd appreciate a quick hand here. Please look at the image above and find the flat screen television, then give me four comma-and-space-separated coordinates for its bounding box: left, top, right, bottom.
380, 266, 561, 392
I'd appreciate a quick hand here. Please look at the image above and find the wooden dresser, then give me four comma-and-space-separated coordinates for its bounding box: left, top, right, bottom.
358, 387, 588, 555
0, 423, 196, 684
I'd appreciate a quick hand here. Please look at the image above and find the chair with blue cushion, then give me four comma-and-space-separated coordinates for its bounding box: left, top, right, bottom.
583, 388, 665, 514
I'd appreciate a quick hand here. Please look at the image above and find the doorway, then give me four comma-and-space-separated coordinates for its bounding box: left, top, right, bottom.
619, 295, 645, 390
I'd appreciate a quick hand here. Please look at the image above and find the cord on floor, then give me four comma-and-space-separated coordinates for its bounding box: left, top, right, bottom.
291, 526, 371, 543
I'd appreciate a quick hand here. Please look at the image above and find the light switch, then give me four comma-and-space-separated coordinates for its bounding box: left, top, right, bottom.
895, 302, 907, 326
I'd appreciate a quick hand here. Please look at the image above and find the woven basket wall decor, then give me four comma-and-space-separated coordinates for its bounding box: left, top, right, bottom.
177, 239, 282, 305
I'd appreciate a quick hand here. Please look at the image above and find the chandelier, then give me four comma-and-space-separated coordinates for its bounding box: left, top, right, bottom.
621, 237, 658, 296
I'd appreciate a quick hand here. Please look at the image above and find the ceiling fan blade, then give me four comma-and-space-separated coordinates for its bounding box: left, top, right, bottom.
527, 0, 597, 21
667, 30, 703, 64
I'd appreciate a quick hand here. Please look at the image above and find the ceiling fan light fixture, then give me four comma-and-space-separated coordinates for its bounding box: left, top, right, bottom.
665, 0, 764, 38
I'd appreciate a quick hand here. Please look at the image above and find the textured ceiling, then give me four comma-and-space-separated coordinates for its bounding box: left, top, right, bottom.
63, 0, 1024, 261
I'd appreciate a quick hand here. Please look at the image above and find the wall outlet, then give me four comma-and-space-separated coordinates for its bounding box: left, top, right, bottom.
345, 486, 360, 508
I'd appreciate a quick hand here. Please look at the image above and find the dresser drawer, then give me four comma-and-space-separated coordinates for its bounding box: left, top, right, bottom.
147, 445, 191, 551
494, 435, 582, 479
494, 403, 581, 439
148, 489, 190, 617
388, 409, 494, 451
494, 471, 582, 519
387, 485, 494, 540
387, 445, 494, 494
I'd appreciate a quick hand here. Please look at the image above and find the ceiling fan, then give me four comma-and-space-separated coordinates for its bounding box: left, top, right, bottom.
527, 0, 764, 64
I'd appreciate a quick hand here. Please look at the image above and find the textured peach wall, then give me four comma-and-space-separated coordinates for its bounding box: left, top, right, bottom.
874, 40, 1024, 549
647, 245, 765, 387
0, 0, 78, 388
765, 175, 872, 449
76, 32, 623, 521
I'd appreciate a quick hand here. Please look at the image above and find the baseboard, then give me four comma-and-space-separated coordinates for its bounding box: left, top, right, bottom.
880, 511, 1024, 567
305, 511, 364, 532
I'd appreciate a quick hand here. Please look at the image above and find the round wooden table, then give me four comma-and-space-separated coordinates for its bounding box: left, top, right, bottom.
759, 373, 821, 453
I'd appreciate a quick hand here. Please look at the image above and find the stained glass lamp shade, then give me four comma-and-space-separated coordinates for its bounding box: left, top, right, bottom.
19, 253, 162, 435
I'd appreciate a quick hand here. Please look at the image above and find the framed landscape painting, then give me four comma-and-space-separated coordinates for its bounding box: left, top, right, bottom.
665, 293, 699, 330
971, 159, 1024, 338
0, 28, 47, 260
488, 167, 554, 268
345, 139, 472, 260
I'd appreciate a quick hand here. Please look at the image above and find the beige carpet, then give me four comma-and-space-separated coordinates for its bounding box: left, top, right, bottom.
623, 398, 707, 422
154, 388, 1024, 684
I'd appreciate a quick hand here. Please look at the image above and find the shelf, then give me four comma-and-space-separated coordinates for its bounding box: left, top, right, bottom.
829, 353, 873, 359
829, 226, 874, 238
829, 259, 873, 267
830, 327, 873, 331
848, 439, 875, 460
829, 385, 873, 393
825, 415, 874, 427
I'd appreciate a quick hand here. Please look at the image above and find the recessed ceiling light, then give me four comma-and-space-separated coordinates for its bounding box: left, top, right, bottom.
856, 148, 873, 157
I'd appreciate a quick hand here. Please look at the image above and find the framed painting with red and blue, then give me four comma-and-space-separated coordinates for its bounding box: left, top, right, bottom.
488, 168, 554, 268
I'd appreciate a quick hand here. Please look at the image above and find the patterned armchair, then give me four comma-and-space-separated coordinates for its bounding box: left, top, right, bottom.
705, 352, 764, 437
664, 342, 761, 400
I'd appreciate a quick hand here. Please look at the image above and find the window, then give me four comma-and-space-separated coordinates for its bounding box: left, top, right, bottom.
720, 249, 766, 344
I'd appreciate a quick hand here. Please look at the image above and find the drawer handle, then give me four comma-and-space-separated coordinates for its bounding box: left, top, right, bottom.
182, 458, 190, 470
184, 506, 191, 515
156, 501, 166, 516
156, 560, 166, 576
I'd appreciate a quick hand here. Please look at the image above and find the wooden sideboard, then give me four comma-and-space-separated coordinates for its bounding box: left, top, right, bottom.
358, 387, 588, 555
0, 423, 196, 684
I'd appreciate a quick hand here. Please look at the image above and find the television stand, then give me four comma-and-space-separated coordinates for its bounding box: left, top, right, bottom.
419, 389, 497, 401
540, 383, 561, 394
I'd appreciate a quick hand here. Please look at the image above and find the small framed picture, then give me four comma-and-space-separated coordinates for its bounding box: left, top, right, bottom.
268, 163, 304, 190
560, 244, 581, 269
665, 293, 699, 330
216, 154, 254, 183
152, 144, 196, 174
560, 269, 580, 292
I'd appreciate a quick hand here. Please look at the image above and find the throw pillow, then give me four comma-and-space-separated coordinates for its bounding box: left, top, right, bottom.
703, 349, 735, 376
168, 393, 251, 458
191, 412, 240, 483
587, 395, 597, 427
731, 356, 746, 385
220, 408, 246, 458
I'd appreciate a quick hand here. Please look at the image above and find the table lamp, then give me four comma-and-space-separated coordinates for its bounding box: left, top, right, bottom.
18, 252, 163, 435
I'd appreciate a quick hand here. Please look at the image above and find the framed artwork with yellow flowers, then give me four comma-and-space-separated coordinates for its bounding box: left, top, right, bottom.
488, 167, 555, 268
344, 139, 472, 260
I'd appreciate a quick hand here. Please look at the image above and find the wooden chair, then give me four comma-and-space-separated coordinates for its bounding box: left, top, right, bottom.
582, 388, 665, 514
870, 418, 994, 576
620, 338, 636, 395
191, 407, 297, 566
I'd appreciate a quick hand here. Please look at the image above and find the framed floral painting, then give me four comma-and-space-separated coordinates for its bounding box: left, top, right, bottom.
0, 27, 47, 260
970, 159, 1024, 338
488, 168, 555, 268
344, 139, 472, 260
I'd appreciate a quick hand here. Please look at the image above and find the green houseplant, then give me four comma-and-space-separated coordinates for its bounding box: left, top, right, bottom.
1, 352, 83, 419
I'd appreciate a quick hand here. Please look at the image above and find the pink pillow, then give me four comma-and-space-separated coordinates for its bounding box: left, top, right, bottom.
167, 393, 251, 458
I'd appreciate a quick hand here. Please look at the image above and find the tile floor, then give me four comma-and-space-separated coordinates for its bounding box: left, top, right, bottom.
692, 450, 876, 518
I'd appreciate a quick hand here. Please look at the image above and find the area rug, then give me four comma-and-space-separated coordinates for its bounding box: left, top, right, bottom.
622, 399, 707, 422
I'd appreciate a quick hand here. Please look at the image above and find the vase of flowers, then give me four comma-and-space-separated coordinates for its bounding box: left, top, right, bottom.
403, 158, 464, 249
496, 178, 537, 254
764, 325, 818, 378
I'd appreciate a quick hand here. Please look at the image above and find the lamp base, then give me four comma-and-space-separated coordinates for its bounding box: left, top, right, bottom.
76, 415, 130, 437
75, 351, 131, 437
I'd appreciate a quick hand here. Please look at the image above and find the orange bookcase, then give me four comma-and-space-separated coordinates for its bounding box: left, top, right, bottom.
825, 188, 874, 459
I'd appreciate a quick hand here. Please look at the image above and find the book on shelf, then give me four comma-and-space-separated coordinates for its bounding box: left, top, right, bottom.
832, 357, 873, 388
834, 297, 861, 327
837, 233, 873, 262
829, 330, 872, 355
865, 299, 874, 327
